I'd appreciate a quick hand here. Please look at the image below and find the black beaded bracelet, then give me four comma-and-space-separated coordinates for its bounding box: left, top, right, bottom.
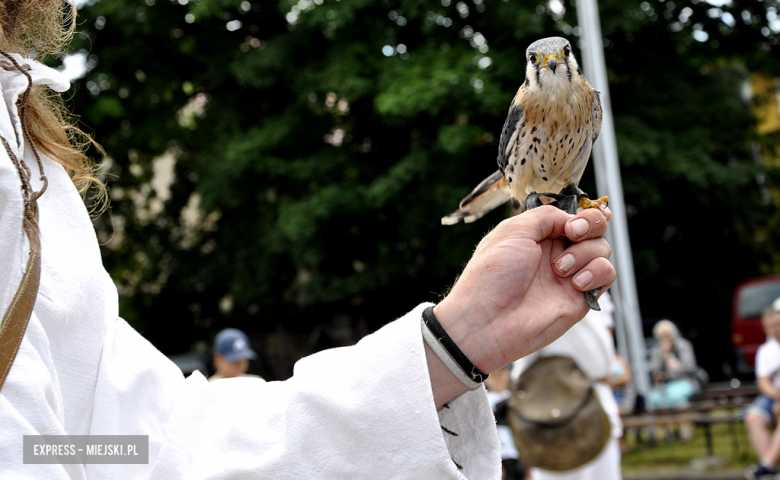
422, 306, 489, 386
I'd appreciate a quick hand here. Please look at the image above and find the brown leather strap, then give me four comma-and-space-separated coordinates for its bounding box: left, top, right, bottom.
0, 51, 45, 392
0, 221, 41, 391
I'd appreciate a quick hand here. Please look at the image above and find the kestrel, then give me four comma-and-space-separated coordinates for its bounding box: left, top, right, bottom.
441, 36, 608, 309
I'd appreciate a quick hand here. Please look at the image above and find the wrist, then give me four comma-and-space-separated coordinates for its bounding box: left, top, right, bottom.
424, 341, 471, 410
422, 306, 489, 386
433, 299, 496, 375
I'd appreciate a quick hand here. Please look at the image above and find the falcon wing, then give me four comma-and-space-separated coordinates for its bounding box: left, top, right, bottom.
591, 89, 603, 143
440, 95, 525, 225
497, 102, 525, 172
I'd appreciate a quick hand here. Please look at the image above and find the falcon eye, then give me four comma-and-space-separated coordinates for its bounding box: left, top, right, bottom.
562, 46, 571, 58
528, 53, 540, 65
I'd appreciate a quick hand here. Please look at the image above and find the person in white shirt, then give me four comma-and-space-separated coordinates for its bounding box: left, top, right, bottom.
744, 298, 780, 479
511, 292, 623, 480
0, 2, 616, 478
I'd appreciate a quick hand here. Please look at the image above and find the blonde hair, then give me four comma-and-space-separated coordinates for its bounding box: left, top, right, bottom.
652, 319, 678, 340
0, 0, 106, 205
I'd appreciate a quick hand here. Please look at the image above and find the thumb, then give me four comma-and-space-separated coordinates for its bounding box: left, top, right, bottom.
500, 205, 572, 244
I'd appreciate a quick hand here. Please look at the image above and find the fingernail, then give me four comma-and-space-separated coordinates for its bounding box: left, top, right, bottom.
574, 270, 593, 289
571, 218, 589, 239
553, 254, 575, 274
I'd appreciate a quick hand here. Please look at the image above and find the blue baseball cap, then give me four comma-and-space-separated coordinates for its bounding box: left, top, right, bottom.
214, 328, 257, 363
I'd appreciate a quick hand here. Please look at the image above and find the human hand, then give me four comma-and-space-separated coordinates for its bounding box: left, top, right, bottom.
433, 205, 615, 379
665, 357, 681, 372
660, 338, 674, 354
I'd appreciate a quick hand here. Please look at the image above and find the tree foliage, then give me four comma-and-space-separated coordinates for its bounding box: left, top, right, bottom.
68, 0, 780, 378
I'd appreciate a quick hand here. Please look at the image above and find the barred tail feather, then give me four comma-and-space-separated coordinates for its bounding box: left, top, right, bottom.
441, 170, 511, 225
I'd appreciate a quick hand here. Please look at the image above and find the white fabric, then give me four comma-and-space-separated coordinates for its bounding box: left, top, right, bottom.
0, 59, 500, 479
512, 305, 623, 480
755, 338, 780, 387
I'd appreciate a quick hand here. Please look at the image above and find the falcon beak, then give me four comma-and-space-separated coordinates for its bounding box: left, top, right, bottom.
544, 54, 560, 74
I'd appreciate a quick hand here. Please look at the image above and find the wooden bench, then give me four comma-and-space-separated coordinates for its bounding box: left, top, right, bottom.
689, 384, 759, 405
622, 411, 743, 456
621, 383, 758, 456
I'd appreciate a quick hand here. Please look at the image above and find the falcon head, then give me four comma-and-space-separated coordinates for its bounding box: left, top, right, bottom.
524, 37, 584, 92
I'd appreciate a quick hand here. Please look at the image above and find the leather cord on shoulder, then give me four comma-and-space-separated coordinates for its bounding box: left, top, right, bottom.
0, 51, 46, 392
0, 221, 40, 391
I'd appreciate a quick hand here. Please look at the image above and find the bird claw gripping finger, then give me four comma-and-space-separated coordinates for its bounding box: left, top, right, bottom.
578, 195, 609, 213
575, 195, 606, 310
524, 192, 545, 211
529, 189, 603, 311
584, 286, 602, 311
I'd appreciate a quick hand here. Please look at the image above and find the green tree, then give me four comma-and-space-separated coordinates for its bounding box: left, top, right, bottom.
68, 0, 780, 378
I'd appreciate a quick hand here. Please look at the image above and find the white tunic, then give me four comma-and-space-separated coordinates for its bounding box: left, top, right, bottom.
512, 293, 623, 480
0, 57, 500, 479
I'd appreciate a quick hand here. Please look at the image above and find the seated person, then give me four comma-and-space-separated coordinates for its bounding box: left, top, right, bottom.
647, 319, 700, 440
745, 299, 780, 479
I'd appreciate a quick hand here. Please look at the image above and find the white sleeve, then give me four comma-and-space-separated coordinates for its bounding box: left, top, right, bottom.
89, 303, 500, 480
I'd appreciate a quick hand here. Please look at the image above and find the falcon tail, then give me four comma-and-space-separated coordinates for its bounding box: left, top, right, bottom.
441, 170, 511, 225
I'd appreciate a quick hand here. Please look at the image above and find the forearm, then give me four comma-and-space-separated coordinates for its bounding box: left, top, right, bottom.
425, 341, 472, 410
758, 376, 780, 399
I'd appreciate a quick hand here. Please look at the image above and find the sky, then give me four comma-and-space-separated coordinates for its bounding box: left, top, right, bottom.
59, 0, 96, 81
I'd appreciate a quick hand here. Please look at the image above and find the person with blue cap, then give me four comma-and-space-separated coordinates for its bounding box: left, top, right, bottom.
208, 328, 261, 381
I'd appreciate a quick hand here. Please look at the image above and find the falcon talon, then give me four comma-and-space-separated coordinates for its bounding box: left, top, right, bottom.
584, 287, 602, 311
